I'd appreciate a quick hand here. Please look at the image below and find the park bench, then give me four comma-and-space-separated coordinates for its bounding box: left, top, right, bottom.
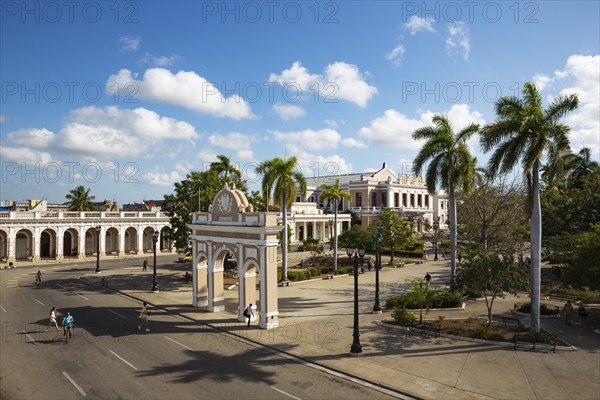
500, 316, 523, 330
513, 335, 556, 353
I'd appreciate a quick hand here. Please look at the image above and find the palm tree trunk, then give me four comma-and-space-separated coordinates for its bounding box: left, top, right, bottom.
333, 201, 338, 272
281, 193, 288, 283
531, 164, 542, 333
449, 186, 457, 285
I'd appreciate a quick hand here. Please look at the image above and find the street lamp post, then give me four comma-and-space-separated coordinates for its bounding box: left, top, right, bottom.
372, 224, 383, 313
434, 216, 440, 261
346, 244, 365, 356
95, 225, 101, 273
151, 230, 159, 292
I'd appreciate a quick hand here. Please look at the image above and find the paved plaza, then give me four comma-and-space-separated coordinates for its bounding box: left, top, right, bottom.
15, 254, 600, 399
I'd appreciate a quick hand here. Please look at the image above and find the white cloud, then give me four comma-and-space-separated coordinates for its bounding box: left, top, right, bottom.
268, 61, 377, 108
107, 68, 256, 120
196, 150, 219, 163
446, 22, 470, 61
533, 73, 553, 91
341, 138, 367, 148
405, 16, 436, 35
143, 168, 184, 186
207, 132, 256, 161
118, 35, 141, 51
0, 146, 53, 164
285, 144, 353, 177
140, 53, 182, 67
385, 45, 406, 67
272, 103, 306, 121
324, 119, 339, 128
272, 128, 341, 151
358, 104, 485, 149
4, 106, 200, 159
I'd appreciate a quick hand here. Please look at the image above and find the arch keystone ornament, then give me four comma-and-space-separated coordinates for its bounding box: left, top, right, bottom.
188, 184, 282, 329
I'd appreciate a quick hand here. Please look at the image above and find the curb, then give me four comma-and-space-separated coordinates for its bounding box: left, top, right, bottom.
78, 275, 422, 400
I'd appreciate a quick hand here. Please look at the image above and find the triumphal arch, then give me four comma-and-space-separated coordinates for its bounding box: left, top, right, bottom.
188, 184, 282, 329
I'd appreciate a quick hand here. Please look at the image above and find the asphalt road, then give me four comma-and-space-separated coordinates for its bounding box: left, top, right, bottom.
0, 258, 399, 400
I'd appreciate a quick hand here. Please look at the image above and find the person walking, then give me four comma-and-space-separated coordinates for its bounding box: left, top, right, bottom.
563, 300, 574, 326
138, 302, 150, 332
243, 304, 254, 327
35, 270, 42, 286
62, 312, 74, 343
367, 259, 372, 272
425, 272, 432, 288
45, 307, 60, 332
142, 259, 148, 272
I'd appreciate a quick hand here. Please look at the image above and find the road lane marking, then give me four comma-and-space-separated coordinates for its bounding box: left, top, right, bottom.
108, 309, 127, 319
0, 305, 6, 313
56, 283, 65, 289
77, 294, 89, 301
24, 332, 37, 344
271, 387, 302, 400
35, 299, 45, 306
164, 335, 193, 351
109, 350, 138, 370
63, 372, 86, 397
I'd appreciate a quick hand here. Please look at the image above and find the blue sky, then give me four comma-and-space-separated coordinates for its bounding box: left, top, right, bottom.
1, 1, 599, 204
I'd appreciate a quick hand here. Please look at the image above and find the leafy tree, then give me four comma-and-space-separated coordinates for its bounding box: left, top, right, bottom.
64, 185, 96, 211
564, 147, 600, 188
209, 155, 241, 184
457, 175, 528, 252
455, 247, 529, 326
564, 224, 600, 290
256, 156, 307, 283
320, 178, 352, 271
338, 224, 371, 252
246, 190, 266, 212
302, 238, 324, 261
368, 209, 414, 264
406, 278, 435, 324
413, 114, 479, 283
480, 82, 579, 333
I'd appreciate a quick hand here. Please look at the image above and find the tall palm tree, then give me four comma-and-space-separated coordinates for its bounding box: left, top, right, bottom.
210, 155, 241, 185
480, 82, 579, 333
256, 156, 307, 283
320, 178, 352, 271
564, 147, 599, 187
413, 115, 479, 284
65, 185, 96, 211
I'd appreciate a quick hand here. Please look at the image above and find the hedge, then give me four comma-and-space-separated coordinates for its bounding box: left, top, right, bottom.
386, 290, 463, 309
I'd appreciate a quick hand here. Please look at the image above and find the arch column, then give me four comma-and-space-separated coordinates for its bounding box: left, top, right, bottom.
136, 227, 143, 254
259, 244, 279, 329
193, 242, 209, 307
118, 227, 126, 256
77, 228, 86, 260
56, 227, 64, 261
7, 228, 17, 263
33, 226, 42, 262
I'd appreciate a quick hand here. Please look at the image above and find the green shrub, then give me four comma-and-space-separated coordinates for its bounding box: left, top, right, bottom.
386, 296, 404, 309
473, 327, 505, 341
462, 288, 483, 298
392, 307, 416, 326
548, 287, 600, 303
431, 291, 464, 308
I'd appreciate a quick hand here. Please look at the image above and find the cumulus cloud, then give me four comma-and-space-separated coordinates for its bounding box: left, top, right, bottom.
207, 132, 256, 161
446, 22, 470, 61
358, 104, 485, 150
118, 35, 141, 51
385, 45, 406, 67
107, 68, 256, 120
272, 128, 341, 151
341, 138, 367, 148
143, 168, 184, 186
272, 103, 306, 121
284, 144, 353, 178
268, 61, 377, 107
0, 146, 53, 164
4, 106, 200, 159
405, 16, 436, 35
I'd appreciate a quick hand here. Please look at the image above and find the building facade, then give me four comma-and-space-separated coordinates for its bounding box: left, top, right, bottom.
0, 200, 173, 263
301, 162, 449, 231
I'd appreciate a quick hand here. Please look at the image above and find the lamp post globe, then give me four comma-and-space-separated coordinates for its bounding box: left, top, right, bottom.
151, 230, 159, 292
95, 225, 101, 273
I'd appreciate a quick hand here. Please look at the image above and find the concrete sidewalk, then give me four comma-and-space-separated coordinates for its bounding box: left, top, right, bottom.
80, 258, 599, 400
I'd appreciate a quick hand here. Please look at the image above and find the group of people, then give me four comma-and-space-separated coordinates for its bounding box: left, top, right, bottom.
44, 307, 74, 343
563, 300, 589, 326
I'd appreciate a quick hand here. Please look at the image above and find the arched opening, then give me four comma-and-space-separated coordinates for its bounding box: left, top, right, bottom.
159, 227, 171, 251
0, 230, 7, 262
15, 229, 33, 260
307, 222, 314, 239
84, 227, 99, 256
105, 227, 119, 255
124, 227, 137, 253
63, 229, 78, 257
240, 261, 259, 321
40, 229, 57, 259
142, 227, 155, 252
